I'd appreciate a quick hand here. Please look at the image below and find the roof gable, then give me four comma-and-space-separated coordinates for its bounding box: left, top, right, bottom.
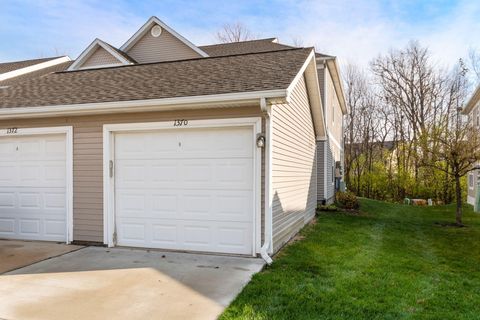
120, 16, 208, 63
68, 39, 134, 71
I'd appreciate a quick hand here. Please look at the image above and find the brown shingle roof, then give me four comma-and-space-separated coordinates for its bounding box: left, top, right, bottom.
0, 61, 72, 87
199, 38, 294, 57
0, 48, 313, 109
0, 57, 63, 74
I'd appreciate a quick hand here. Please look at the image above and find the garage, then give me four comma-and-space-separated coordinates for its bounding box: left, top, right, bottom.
0, 127, 72, 242
105, 119, 261, 255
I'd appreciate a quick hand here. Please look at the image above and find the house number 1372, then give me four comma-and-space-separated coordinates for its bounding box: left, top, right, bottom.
173, 119, 188, 127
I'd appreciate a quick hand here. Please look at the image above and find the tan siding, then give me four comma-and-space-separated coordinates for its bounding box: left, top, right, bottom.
80, 46, 123, 69
0, 106, 262, 243
126, 29, 201, 63
271, 75, 317, 253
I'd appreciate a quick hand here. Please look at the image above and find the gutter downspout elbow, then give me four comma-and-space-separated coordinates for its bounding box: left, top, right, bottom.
261, 242, 273, 265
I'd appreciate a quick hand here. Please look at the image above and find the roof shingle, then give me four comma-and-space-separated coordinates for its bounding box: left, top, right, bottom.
0, 61, 72, 87
199, 38, 294, 57
0, 48, 313, 109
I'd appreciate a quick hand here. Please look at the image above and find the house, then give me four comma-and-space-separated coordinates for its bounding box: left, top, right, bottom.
0, 16, 346, 260
463, 84, 480, 206
0, 56, 71, 87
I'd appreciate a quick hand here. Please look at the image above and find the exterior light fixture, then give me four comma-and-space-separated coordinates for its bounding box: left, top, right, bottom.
256, 135, 266, 148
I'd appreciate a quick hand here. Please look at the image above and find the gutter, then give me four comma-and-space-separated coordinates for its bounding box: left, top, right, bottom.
0, 89, 287, 120
260, 97, 273, 265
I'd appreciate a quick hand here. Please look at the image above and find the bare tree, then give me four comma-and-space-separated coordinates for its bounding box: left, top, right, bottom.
215, 22, 256, 43
290, 36, 304, 47
468, 48, 480, 81
420, 60, 479, 225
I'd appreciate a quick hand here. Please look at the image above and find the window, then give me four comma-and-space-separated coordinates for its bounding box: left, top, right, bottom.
469, 173, 474, 189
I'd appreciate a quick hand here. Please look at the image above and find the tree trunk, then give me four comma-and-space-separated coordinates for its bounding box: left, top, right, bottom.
455, 174, 463, 226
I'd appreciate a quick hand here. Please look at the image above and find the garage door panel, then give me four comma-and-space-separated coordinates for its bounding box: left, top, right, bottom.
116, 189, 252, 222
116, 159, 252, 190
0, 219, 15, 233
0, 134, 67, 241
114, 126, 255, 255
117, 219, 253, 254
0, 164, 17, 183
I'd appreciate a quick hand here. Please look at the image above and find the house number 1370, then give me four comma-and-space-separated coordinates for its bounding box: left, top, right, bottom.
173, 119, 188, 127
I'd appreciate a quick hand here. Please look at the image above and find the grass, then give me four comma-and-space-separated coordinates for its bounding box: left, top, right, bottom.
220, 199, 480, 320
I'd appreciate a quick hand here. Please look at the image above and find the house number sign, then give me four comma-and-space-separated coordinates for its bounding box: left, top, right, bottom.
173, 119, 188, 127
6, 128, 18, 134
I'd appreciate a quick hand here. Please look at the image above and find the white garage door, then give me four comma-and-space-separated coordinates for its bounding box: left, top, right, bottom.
114, 126, 254, 254
0, 134, 67, 241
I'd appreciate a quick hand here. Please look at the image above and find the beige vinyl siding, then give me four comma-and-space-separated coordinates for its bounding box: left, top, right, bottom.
80, 46, 123, 69
126, 29, 201, 63
0, 106, 262, 243
271, 75, 317, 252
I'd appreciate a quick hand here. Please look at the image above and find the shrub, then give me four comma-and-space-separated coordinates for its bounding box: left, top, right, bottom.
336, 191, 360, 210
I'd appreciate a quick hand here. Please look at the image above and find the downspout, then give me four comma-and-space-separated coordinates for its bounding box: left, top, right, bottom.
260, 97, 273, 265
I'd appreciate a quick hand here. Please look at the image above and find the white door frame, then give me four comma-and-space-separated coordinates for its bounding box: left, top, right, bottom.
103, 117, 262, 256
0, 126, 74, 243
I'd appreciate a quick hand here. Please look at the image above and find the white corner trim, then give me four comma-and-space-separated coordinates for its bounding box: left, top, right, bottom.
0, 126, 74, 243
0, 56, 71, 81
68, 39, 133, 71
120, 16, 209, 58
327, 130, 343, 151
0, 89, 287, 120
103, 117, 263, 255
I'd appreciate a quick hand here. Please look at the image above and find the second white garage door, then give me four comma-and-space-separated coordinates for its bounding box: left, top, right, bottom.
0, 134, 67, 241
114, 126, 254, 255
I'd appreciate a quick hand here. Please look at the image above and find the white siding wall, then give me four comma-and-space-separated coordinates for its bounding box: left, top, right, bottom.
271, 75, 317, 252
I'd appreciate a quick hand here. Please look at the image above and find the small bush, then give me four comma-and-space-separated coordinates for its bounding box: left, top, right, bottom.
336, 191, 360, 210
317, 204, 338, 212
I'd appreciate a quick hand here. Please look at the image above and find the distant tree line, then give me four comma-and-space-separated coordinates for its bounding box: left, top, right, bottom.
344, 41, 480, 224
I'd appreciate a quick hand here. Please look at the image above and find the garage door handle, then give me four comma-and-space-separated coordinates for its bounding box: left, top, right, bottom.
109, 160, 114, 178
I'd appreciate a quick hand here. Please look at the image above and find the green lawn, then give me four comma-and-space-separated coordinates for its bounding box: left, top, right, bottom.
220, 199, 480, 320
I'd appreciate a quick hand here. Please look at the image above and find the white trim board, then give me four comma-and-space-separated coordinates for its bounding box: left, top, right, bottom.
0, 89, 287, 120
0, 126, 73, 243
120, 16, 209, 58
0, 56, 71, 81
68, 39, 133, 71
103, 117, 263, 256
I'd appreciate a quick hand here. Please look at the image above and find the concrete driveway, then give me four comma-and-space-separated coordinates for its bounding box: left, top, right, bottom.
0, 240, 83, 274
0, 246, 265, 320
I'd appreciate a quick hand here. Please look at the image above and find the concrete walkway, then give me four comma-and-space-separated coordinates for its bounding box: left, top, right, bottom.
0, 246, 265, 320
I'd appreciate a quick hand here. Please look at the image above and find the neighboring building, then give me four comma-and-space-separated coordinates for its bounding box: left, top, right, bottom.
0, 16, 346, 258
316, 54, 348, 204
0, 56, 71, 88
463, 84, 480, 206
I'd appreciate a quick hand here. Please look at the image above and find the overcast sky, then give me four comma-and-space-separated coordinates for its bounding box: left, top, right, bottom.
1, 0, 479, 69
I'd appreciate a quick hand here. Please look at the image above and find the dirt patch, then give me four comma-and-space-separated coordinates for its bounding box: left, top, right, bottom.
434, 222, 468, 228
